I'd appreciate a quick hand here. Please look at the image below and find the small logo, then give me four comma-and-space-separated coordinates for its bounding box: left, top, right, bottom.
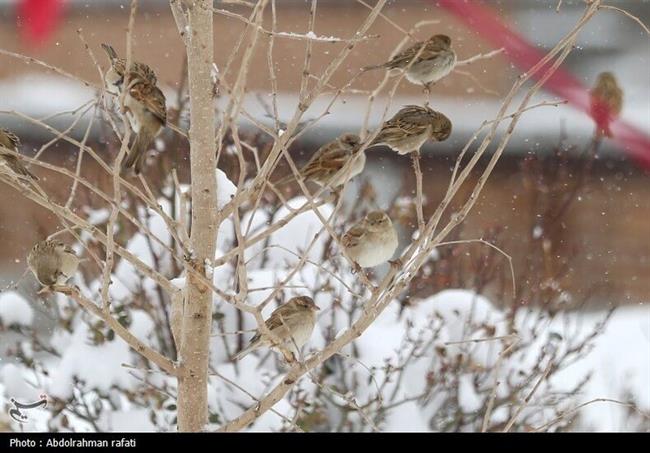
8, 394, 48, 424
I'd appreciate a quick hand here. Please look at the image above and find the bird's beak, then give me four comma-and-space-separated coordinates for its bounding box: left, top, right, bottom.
314, 305, 321, 311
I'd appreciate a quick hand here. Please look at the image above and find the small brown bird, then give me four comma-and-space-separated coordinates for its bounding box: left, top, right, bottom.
342, 211, 398, 268
274, 133, 365, 188
363, 34, 457, 89
590, 72, 623, 138
27, 240, 79, 287
234, 296, 320, 361
101, 44, 167, 175
370, 105, 452, 155
121, 81, 167, 175
0, 128, 38, 181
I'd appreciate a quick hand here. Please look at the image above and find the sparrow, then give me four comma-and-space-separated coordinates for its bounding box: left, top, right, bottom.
101, 43, 167, 175
120, 80, 167, 175
590, 72, 623, 138
342, 211, 398, 268
274, 133, 365, 188
0, 127, 38, 181
363, 34, 456, 89
370, 105, 452, 155
27, 240, 80, 287
233, 296, 320, 361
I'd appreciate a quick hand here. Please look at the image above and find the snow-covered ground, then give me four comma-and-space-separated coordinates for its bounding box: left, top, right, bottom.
0, 172, 648, 432
1, 287, 648, 431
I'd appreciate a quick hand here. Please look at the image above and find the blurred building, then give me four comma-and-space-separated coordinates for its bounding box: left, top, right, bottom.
0, 0, 648, 304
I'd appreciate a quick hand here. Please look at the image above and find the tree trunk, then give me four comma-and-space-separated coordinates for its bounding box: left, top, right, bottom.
177, 0, 216, 432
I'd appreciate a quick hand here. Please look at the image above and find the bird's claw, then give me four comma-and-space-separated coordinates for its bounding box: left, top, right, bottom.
389, 258, 403, 270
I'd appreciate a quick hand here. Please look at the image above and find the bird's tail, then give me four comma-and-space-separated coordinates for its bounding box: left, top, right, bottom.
15, 162, 39, 181
2, 153, 39, 181
361, 63, 386, 72
101, 43, 118, 62
122, 130, 154, 175
367, 134, 384, 148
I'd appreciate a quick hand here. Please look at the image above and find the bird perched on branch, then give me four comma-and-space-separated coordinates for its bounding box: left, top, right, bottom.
363, 34, 457, 90
233, 296, 320, 361
0, 127, 38, 181
274, 133, 365, 188
342, 211, 399, 269
27, 240, 79, 288
370, 105, 452, 155
101, 43, 167, 175
590, 72, 623, 138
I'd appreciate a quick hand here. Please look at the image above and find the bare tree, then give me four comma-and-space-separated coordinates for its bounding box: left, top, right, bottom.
0, 0, 647, 433
171, 0, 218, 432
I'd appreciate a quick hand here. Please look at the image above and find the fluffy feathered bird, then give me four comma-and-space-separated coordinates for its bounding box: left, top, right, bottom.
27, 240, 79, 287
0, 128, 38, 181
274, 133, 365, 188
342, 211, 398, 268
233, 296, 320, 361
370, 105, 452, 155
102, 43, 167, 175
364, 34, 457, 89
590, 72, 623, 138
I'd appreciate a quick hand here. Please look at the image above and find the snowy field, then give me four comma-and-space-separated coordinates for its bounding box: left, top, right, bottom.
1, 275, 648, 431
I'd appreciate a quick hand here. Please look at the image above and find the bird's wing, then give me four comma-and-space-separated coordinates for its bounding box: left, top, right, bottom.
130, 63, 158, 86
241, 308, 296, 349
611, 86, 624, 115
377, 107, 432, 141
385, 40, 447, 69
398, 106, 435, 125
418, 40, 451, 62
264, 313, 285, 332
600, 85, 624, 116
385, 41, 426, 69
265, 304, 298, 332
342, 222, 367, 248
130, 82, 167, 125
301, 144, 351, 180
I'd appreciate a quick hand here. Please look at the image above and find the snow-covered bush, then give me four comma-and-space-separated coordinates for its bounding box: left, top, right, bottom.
1, 0, 647, 433
2, 149, 648, 431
